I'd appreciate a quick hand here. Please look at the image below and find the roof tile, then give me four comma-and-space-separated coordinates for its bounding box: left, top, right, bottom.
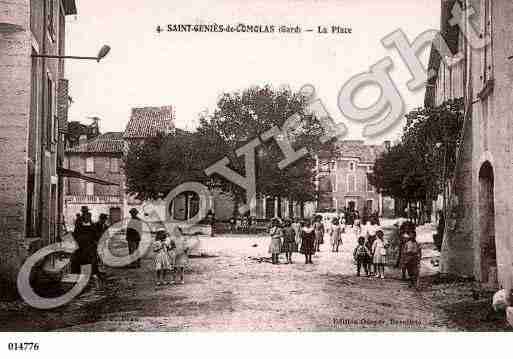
123, 105, 175, 139
66, 132, 124, 154
323, 140, 385, 163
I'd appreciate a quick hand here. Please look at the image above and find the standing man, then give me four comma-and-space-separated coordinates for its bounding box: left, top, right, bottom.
126, 208, 142, 268
74, 206, 90, 230
71, 211, 98, 276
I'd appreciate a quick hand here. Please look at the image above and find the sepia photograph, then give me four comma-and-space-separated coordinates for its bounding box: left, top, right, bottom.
0, 0, 512, 350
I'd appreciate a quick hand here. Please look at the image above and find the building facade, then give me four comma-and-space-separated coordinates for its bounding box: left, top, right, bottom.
317, 140, 391, 217
64, 132, 125, 227
426, 0, 513, 306
0, 0, 78, 298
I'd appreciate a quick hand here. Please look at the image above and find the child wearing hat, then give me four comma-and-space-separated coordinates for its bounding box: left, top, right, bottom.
353, 236, 371, 276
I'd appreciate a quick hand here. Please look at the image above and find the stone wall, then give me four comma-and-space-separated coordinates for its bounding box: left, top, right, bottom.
470, 0, 513, 289
0, 0, 31, 299
0, 0, 69, 299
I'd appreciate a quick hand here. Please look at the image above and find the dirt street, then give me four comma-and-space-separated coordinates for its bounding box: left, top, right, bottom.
0, 228, 510, 331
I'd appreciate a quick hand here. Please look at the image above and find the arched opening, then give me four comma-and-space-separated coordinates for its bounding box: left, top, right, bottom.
478, 161, 496, 284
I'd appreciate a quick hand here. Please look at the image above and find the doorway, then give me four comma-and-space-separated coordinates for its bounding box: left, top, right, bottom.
109, 207, 121, 224
478, 161, 496, 284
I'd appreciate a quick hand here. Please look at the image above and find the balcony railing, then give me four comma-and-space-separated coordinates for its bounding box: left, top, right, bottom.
64, 195, 121, 204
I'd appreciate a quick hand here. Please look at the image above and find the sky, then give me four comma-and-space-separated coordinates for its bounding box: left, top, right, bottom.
65, 0, 440, 143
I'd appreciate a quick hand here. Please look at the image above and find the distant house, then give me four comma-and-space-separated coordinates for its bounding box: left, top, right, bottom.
64, 132, 125, 227
63, 106, 185, 227
316, 140, 393, 217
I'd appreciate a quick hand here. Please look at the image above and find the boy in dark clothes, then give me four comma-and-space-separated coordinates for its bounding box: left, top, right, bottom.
353, 236, 370, 276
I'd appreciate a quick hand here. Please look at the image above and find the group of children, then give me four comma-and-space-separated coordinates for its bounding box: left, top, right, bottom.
352, 223, 422, 287
268, 217, 325, 265
353, 230, 388, 279
152, 226, 189, 287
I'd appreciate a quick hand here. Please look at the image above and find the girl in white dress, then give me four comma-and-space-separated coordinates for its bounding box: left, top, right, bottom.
268, 218, 283, 264
153, 230, 172, 286
372, 230, 388, 279
292, 218, 302, 251
169, 226, 189, 284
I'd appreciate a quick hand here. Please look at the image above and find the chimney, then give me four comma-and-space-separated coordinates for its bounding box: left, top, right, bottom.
79, 134, 88, 145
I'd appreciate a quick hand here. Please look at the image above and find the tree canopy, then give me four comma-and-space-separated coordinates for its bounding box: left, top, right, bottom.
368, 98, 464, 203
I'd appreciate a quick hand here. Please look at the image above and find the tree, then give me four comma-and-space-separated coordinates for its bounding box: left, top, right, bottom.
368, 98, 464, 206
124, 130, 228, 200
124, 85, 334, 214
197, 85, 330, 212
67, 120, 101, 148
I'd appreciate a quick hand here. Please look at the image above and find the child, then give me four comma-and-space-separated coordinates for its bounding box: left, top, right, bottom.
292, 217, 302, 251
153, 230, 172, 286
330, 218, 342, 252
281, 219, 296, 264
300, 220, 315, 264
372, 230, 387, 279
353, 236, 370, 276
364, 234, 375, 276
229, 216, 236, 233
268, 218, 283, 264
169, 226, 188, 284
404, 232, 422, 288
313, 215, 324, 253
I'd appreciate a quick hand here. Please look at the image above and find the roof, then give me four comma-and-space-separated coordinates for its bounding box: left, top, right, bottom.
66, 132, 124, 154
322, 140, 385, 163
123, 106, 175, 139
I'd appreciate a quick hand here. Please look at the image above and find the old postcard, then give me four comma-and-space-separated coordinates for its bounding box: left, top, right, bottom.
0, 0, 512, 346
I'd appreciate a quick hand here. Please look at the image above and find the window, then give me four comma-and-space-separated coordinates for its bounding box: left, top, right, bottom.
46, 76, 54, 148
332, 175, 338, 192
482, 0, 493, 83
46, 0, 55, 41
86, 157, 94, 173
26, 51, 41, 237
110, 157, 119, 173
366, 175, 374, 192
347, 174, 356, 192
86, 182, 94, 196
366, 199, 373, 212
349, 161, 355, 171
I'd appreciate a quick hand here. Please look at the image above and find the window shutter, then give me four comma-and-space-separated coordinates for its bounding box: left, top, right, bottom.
57, 79, 69, 134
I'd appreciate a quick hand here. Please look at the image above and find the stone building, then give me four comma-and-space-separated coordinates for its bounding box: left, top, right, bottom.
0, 0, 82, 298
316, 140, 392, 217
62, 106, 176, 226
64, 132, 125, 227
426, 0, 513, 306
